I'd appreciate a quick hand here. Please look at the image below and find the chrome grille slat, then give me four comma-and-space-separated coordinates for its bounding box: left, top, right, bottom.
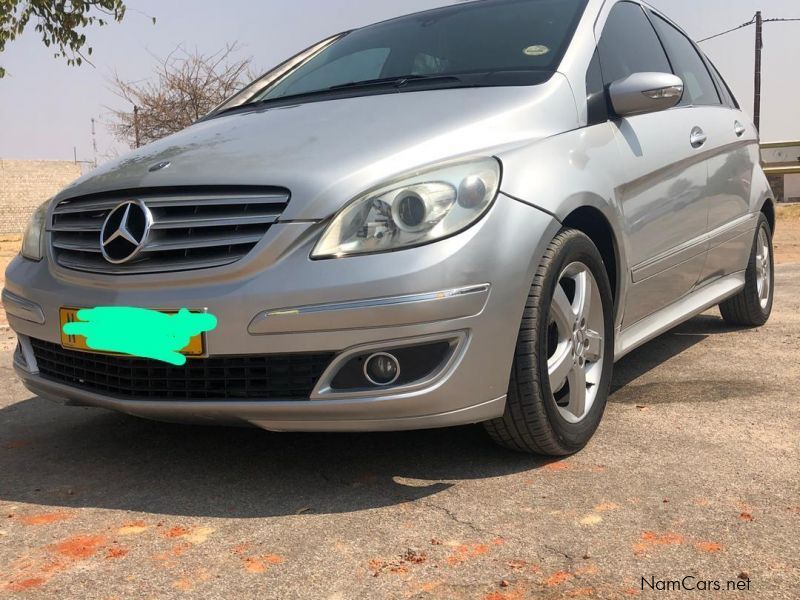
143, 231, 265, 252
57, 251, 247, 274
50, 224, 104, 233
146, 195, 288, 208
52, 193, 290, 214
52, 199, 124, 214
53, 239, 103, 253
149, 213, 280, 229
50, 188, 290, 275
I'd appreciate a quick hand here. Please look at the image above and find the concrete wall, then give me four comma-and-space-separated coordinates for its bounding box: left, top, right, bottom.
0, 160, 82, 235
785, 173, 800, 202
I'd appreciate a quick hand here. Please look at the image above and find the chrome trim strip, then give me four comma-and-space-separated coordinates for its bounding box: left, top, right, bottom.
2, 289, 46, 324
706, 212, 759, 248
248, 284, 491, 334
631, 213, 759, 283
267, 284, 489, 315
149, 214, 280, 229
631, 236, 707, 283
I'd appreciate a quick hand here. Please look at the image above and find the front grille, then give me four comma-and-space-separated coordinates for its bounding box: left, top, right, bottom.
49, 186, 290, 274
30, 339, 333, 401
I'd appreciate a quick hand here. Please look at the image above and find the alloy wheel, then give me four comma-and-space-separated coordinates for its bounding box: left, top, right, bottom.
546, 262, 605, 424
756, 226, 771, 310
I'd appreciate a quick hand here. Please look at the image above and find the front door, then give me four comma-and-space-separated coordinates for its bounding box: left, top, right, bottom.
595, 1, 710, 326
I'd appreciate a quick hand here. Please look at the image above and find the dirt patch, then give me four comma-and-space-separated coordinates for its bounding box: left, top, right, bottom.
775, 204, 800, 265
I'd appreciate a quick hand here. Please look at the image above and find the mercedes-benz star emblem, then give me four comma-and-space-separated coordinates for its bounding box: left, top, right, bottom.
100, 200, 153, 264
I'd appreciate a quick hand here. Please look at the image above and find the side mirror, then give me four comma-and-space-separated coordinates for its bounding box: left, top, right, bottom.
608, 72, 684, 117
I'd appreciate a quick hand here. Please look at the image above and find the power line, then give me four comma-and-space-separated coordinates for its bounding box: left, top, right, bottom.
697, 16, 756, 43
698, 14, 800, 43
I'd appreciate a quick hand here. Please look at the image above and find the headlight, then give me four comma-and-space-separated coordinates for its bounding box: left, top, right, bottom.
312, 158, 501, 259
21, 201, 49, 261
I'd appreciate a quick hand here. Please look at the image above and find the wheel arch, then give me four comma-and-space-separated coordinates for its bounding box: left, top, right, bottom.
561, 204, 623, 320
760, 197, 776, 234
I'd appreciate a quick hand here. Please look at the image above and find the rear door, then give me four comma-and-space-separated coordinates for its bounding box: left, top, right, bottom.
646, 10, 758, 286
596, 2, 711, 326
702, 58, 760, 282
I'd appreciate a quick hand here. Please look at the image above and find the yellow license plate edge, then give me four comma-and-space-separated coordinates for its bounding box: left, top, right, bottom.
59, 307, 206, 358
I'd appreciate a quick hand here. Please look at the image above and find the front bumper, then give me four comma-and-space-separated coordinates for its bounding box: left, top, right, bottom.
4, 194, 559, 431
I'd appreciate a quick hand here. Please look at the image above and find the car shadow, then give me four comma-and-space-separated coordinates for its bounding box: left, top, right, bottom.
0, 313, 734, 518
609, 312, 741, 395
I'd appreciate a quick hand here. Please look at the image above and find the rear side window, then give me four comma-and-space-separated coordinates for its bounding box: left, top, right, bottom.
706, 59, 739, 108
649, 14, 721, 106
597, 2, 671, 84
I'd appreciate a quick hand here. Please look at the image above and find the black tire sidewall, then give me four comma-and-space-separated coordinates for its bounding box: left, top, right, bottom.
534, 233, 615, 451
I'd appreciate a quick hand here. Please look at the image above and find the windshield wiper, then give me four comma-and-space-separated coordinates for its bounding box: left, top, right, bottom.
207, 75, 465, 120
327, 74, 462, 91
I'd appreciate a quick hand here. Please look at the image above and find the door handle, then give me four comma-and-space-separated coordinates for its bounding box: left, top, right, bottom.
734, 121, 746, 137
690, 126, 707, 149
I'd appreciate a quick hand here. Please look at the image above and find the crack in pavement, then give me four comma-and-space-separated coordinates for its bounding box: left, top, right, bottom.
419, 499, 580, 566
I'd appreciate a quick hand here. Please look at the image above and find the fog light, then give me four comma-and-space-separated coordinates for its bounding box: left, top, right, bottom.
364, 352, 400, 386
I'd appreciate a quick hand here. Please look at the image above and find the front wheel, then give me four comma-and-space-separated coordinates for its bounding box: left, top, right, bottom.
484, 229, 614, 456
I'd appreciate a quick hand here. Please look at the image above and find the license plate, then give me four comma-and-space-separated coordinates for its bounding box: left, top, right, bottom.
59, 307, 205, 357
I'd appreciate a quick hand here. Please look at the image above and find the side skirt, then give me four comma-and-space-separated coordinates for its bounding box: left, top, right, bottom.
614, 271, 746, 361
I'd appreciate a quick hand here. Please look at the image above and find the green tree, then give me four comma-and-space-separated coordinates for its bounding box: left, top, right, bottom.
0, 0, 130, 78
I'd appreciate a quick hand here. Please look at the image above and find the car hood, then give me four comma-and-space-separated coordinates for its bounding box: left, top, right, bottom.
58, 76, 578, 220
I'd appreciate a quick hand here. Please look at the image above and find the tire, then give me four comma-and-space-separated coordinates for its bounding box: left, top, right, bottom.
484, 229, 615, 456
719, 214, 774, 327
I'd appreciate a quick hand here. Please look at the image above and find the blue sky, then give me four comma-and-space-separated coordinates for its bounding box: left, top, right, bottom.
0, 0, 798, 162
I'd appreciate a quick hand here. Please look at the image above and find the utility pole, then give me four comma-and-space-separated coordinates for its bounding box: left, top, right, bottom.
133, 105, 141, 149
753, 11, 763, 133
699, 12, 800, 134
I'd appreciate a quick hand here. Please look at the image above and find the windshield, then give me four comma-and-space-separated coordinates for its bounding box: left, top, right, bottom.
213, 0, 587, 114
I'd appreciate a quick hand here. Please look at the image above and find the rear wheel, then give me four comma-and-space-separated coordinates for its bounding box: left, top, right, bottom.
484, 229, 614, 455
719, 214, 774, 326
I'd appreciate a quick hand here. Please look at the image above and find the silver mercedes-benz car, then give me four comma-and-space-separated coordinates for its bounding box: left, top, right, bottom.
3, 0, 775, 455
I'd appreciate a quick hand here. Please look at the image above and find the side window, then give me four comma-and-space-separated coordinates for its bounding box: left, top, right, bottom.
586, 49, 608, 125
649, 14, 721, 106
597, 2, 672, 84
707, 59, 739, 109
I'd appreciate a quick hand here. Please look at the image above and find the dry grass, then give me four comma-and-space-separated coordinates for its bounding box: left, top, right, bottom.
777, 203, 800, 221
